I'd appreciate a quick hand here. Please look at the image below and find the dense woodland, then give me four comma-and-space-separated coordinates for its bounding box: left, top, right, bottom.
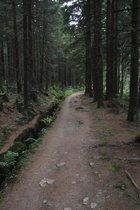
0, 0, 139, 121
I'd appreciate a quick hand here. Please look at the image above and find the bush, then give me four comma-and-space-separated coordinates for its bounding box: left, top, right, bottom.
0, 151, 19, 168
49, 86, 65, 99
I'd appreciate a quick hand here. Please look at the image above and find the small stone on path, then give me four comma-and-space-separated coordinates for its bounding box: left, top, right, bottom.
72, 181, 76, 184
98, 190, 102, 195
64, 208, 72, 210
56, 162, 66, 167
39, 178, 55, 187
43, 200, 47, 204
90, 203, 97, 209
83, 197, 89, 205
90, 162, 95, 167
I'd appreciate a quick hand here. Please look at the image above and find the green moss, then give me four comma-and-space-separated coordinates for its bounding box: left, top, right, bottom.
108, 164, 124, 172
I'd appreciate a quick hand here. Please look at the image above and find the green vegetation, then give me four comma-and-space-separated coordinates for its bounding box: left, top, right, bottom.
0, 151, 18, 168
64, 87, 84, 97
37, 97, 49, 105
2, 124, 17, 136
41, 116, 53, 127
48, 86, 84, 99
49, 86, 65, 100
100, 148, 110, 160
97, 130, 114, 142
0, 124, 17, 145
108, 163, 124, 173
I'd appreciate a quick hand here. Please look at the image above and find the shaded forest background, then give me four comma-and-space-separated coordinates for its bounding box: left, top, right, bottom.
0, 0, 139, 121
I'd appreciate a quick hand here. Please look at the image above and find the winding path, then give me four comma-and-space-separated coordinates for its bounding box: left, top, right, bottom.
0, 92, 98, 210
0, 92, 134, 210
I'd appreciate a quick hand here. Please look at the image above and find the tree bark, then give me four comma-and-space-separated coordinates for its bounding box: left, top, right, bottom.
0, 40, 5, 90
13, 0, 21, 94
27, 0, 35, 91
106, 0, 119, 99
85, 0, 92, 97
127, 0, 139, 122
23, 0, 28, 109
97, 0, 104, 108
106, 0, 111, 100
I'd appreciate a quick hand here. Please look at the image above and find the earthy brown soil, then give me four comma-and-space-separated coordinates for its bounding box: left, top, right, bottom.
0, 92, 140, 210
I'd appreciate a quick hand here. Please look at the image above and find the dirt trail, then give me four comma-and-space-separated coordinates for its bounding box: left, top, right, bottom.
0, 92, 137, 210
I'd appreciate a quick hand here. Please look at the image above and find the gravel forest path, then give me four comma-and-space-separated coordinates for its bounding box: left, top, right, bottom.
0, 92, 136, 210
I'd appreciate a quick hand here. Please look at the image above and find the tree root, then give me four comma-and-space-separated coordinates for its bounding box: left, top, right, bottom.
125, 170, 140, 198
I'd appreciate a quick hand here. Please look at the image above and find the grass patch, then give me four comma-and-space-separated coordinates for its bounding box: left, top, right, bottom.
97, 133, 110, 142
108, 163, 124, 173
97, 128, 114, 142
102, 123, 110, 128
1, 124, 17, 137
100, 148, 111, 161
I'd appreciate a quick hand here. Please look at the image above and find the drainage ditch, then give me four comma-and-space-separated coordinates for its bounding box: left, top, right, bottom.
0, 99, 62, 190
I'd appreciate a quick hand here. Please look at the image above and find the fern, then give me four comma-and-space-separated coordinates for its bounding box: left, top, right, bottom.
4, 151, 19, 167
41, 116, 53, 126
0, 162, 8, 167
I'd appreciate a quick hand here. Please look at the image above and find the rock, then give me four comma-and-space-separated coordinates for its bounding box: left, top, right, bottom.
90, 203, 97, 209
94, 171, 99, 175
98, 191, 102, 195
105, 195, 111, 200
83, 197, 89, 205
64, 208, 72, 210
48, 203, 53, 208
121, 184, 126, 190
39, 178, 55, 187
114, 182, 126, 190
90, 162, 95, 167
56, 162, 66, 167
72, 181, 76, 185
43, 200, 47, 204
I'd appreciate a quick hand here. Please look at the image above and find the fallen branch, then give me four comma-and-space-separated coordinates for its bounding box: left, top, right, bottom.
113, 157, 140, 162
127, 157, 140, 163
93, 143, 117, 148
125, 170, 140, 198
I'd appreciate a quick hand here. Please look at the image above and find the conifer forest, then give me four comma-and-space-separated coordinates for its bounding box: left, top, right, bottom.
0, 0, 139, 121
0, 1, 140, 209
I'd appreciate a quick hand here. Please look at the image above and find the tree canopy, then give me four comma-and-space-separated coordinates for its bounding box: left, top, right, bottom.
0, 0, 139, 121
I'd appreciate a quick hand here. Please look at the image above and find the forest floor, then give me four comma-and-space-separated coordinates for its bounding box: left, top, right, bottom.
0, 91, 140, 209
0, 93, 53, 154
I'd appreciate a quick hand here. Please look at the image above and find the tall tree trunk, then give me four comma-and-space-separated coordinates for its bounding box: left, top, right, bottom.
13, 0, 21, 94
85, 0, 92, 96
40, 26, 46, 91
109, 0, 115, 98
23, 0, 28, 109
127, 0, 139, 122
113, 0, 119, 97
0, 40, 5, 90
106, 0, 111, 100
27, 0, 35, 91
106, 0, 118, 99
97, 0, 104, 108
138, 78, 140, 110
92, 0, 98, 101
